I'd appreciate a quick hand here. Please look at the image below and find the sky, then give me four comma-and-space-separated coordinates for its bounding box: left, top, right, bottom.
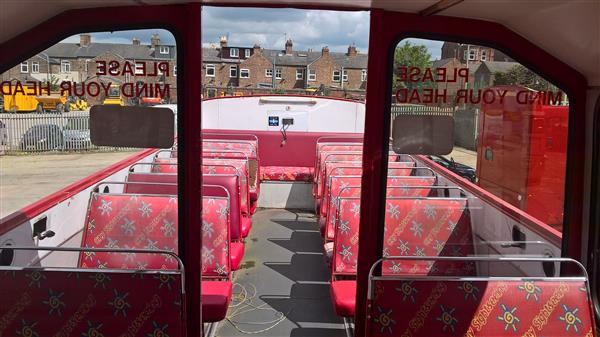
62, 7, 443, 60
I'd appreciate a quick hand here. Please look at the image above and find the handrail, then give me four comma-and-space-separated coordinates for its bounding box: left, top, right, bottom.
367, 255, 589, 300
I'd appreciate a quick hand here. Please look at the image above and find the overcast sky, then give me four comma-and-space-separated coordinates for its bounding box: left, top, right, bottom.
62, 7, 442, 60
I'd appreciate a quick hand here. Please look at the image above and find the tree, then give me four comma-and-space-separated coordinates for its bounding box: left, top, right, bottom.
493, 65, 557, 92
393, 41, 433, 92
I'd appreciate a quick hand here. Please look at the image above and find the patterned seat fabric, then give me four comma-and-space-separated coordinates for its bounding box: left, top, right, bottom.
368, 279, 597, 337
260, 166, 314, 182
0, 268, 185, 337
79, 193, 230, 278
325, 176, 437, 242
203, 159, 250, 215
152, 157, 178, 173
332, 197, 473, 276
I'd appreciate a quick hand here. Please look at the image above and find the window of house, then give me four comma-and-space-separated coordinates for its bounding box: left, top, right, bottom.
265, 69, 273, 77
481, 50, 487, 61
20, 62, 28, 73
174, 65, 177, 77
245, 49, 251, 58
159, 46, 169, 54
240, 69, 250, 78
230, 48, 239, 58
308, 69, 316, 81
342, 69, 348, 82
206, 64, 215, 77
230, 65, 238, 78
296, 68, 304, 80
275, 68, 282, 79
61, 60, 71, 73
135, 62, 144, 75
361, 69, 367, 81
469, 49, 476, 61
332, 70, 341, 82
31, 62, 39, 73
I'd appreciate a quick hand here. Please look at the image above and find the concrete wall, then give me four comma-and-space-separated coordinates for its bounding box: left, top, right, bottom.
454, 106, 479, 150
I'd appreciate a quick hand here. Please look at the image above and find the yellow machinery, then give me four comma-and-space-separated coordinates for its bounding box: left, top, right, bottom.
1, 83, 40, 112
36, 94, 69, 112
69, 97, 89, 111
102, 84, 125, 105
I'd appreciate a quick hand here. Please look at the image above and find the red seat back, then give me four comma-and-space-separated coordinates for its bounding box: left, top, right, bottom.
203, 174, 243, 240
79, 192, 179, 269
332, 195, 470, 276
367, 277, 596, 337
152, 157, 178, 173
0, 263, 185, 337
125, 172, 177, 194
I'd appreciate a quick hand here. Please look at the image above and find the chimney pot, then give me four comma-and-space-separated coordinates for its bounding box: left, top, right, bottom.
132, 37, 140, 46
220, 35, 228, 48
285, 39, 293, 55
322, 46, 329, 56
253, 44, 261, 53
151, 33, 161, 48
80, 34, 91, 47
347, 45, 357, 57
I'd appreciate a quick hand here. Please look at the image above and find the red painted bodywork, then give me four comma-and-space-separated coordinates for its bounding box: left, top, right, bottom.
477, 86, 568, 230
203, 129, 361, 167
0, 3, 589, 337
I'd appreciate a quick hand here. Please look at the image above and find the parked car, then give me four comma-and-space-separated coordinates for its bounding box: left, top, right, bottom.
20, 119, 91, 151
428, 155, 477, 182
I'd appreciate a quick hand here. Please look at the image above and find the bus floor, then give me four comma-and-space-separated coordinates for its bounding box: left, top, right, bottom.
215, 208, 347, 337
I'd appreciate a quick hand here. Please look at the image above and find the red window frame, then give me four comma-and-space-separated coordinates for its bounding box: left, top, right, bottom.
355, 9, 588, 337
0, 4, 590, 337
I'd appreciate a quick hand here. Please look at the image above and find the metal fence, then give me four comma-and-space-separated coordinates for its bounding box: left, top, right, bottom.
0, 111, 141, 154
390, 104, 455, 118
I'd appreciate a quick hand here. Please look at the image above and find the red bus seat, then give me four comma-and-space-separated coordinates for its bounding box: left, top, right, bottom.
367, 257, 597, 337
79, 192, 233, 322
329, 196, 473, 317
0, 251, 185, 336
260, 165, 314, 182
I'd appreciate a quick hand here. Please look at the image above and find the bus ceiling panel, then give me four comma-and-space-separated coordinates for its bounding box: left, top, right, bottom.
441, 0, 600, 86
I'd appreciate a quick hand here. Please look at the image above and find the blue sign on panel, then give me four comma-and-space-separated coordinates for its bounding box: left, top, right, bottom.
268, 116, 279, 126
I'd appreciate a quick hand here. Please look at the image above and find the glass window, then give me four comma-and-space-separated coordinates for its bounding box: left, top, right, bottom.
308, 69, 316, 81
361, 69, 367, 81
342, 69, 348, 82
230, 65, 238, 78
245, 49, 251, 58
296, 68, 304, 80
332, 70, 341, 82
0, 29, 178, 259
173, 65, 177, 77
135, 62, 144, 75
61, 60, 71, 73
206, 64, 215, 77
265, 69, 273, 77
240, 68, 250, 78
230, 48, 239, 58
275, 68, 282, 79
159, 46, 170, 54
390, 37, 569, 242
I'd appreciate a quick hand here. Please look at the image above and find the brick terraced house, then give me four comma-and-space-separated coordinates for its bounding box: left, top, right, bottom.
201, 36, 368, 100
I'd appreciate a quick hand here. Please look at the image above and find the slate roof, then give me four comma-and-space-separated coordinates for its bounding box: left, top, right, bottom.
478, 61, 520, 74
431, 58, 455, 69
44, 43, 176, 60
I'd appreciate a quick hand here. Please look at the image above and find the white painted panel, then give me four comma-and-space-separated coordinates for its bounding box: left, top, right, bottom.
201, 96, 365, 133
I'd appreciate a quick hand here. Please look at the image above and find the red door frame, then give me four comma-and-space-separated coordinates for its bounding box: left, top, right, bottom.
355, 9, 588, 336
0, 5, 204, 336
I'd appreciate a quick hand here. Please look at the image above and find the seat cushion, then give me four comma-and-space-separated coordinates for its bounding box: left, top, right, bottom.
202, 281, 232, 322
250, 201, 257, 215
230, 241, 245, 270
250, 190, 258, 202
260, 166, 314, 182
330, 280, 356, 317
241, 216, 252, 238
